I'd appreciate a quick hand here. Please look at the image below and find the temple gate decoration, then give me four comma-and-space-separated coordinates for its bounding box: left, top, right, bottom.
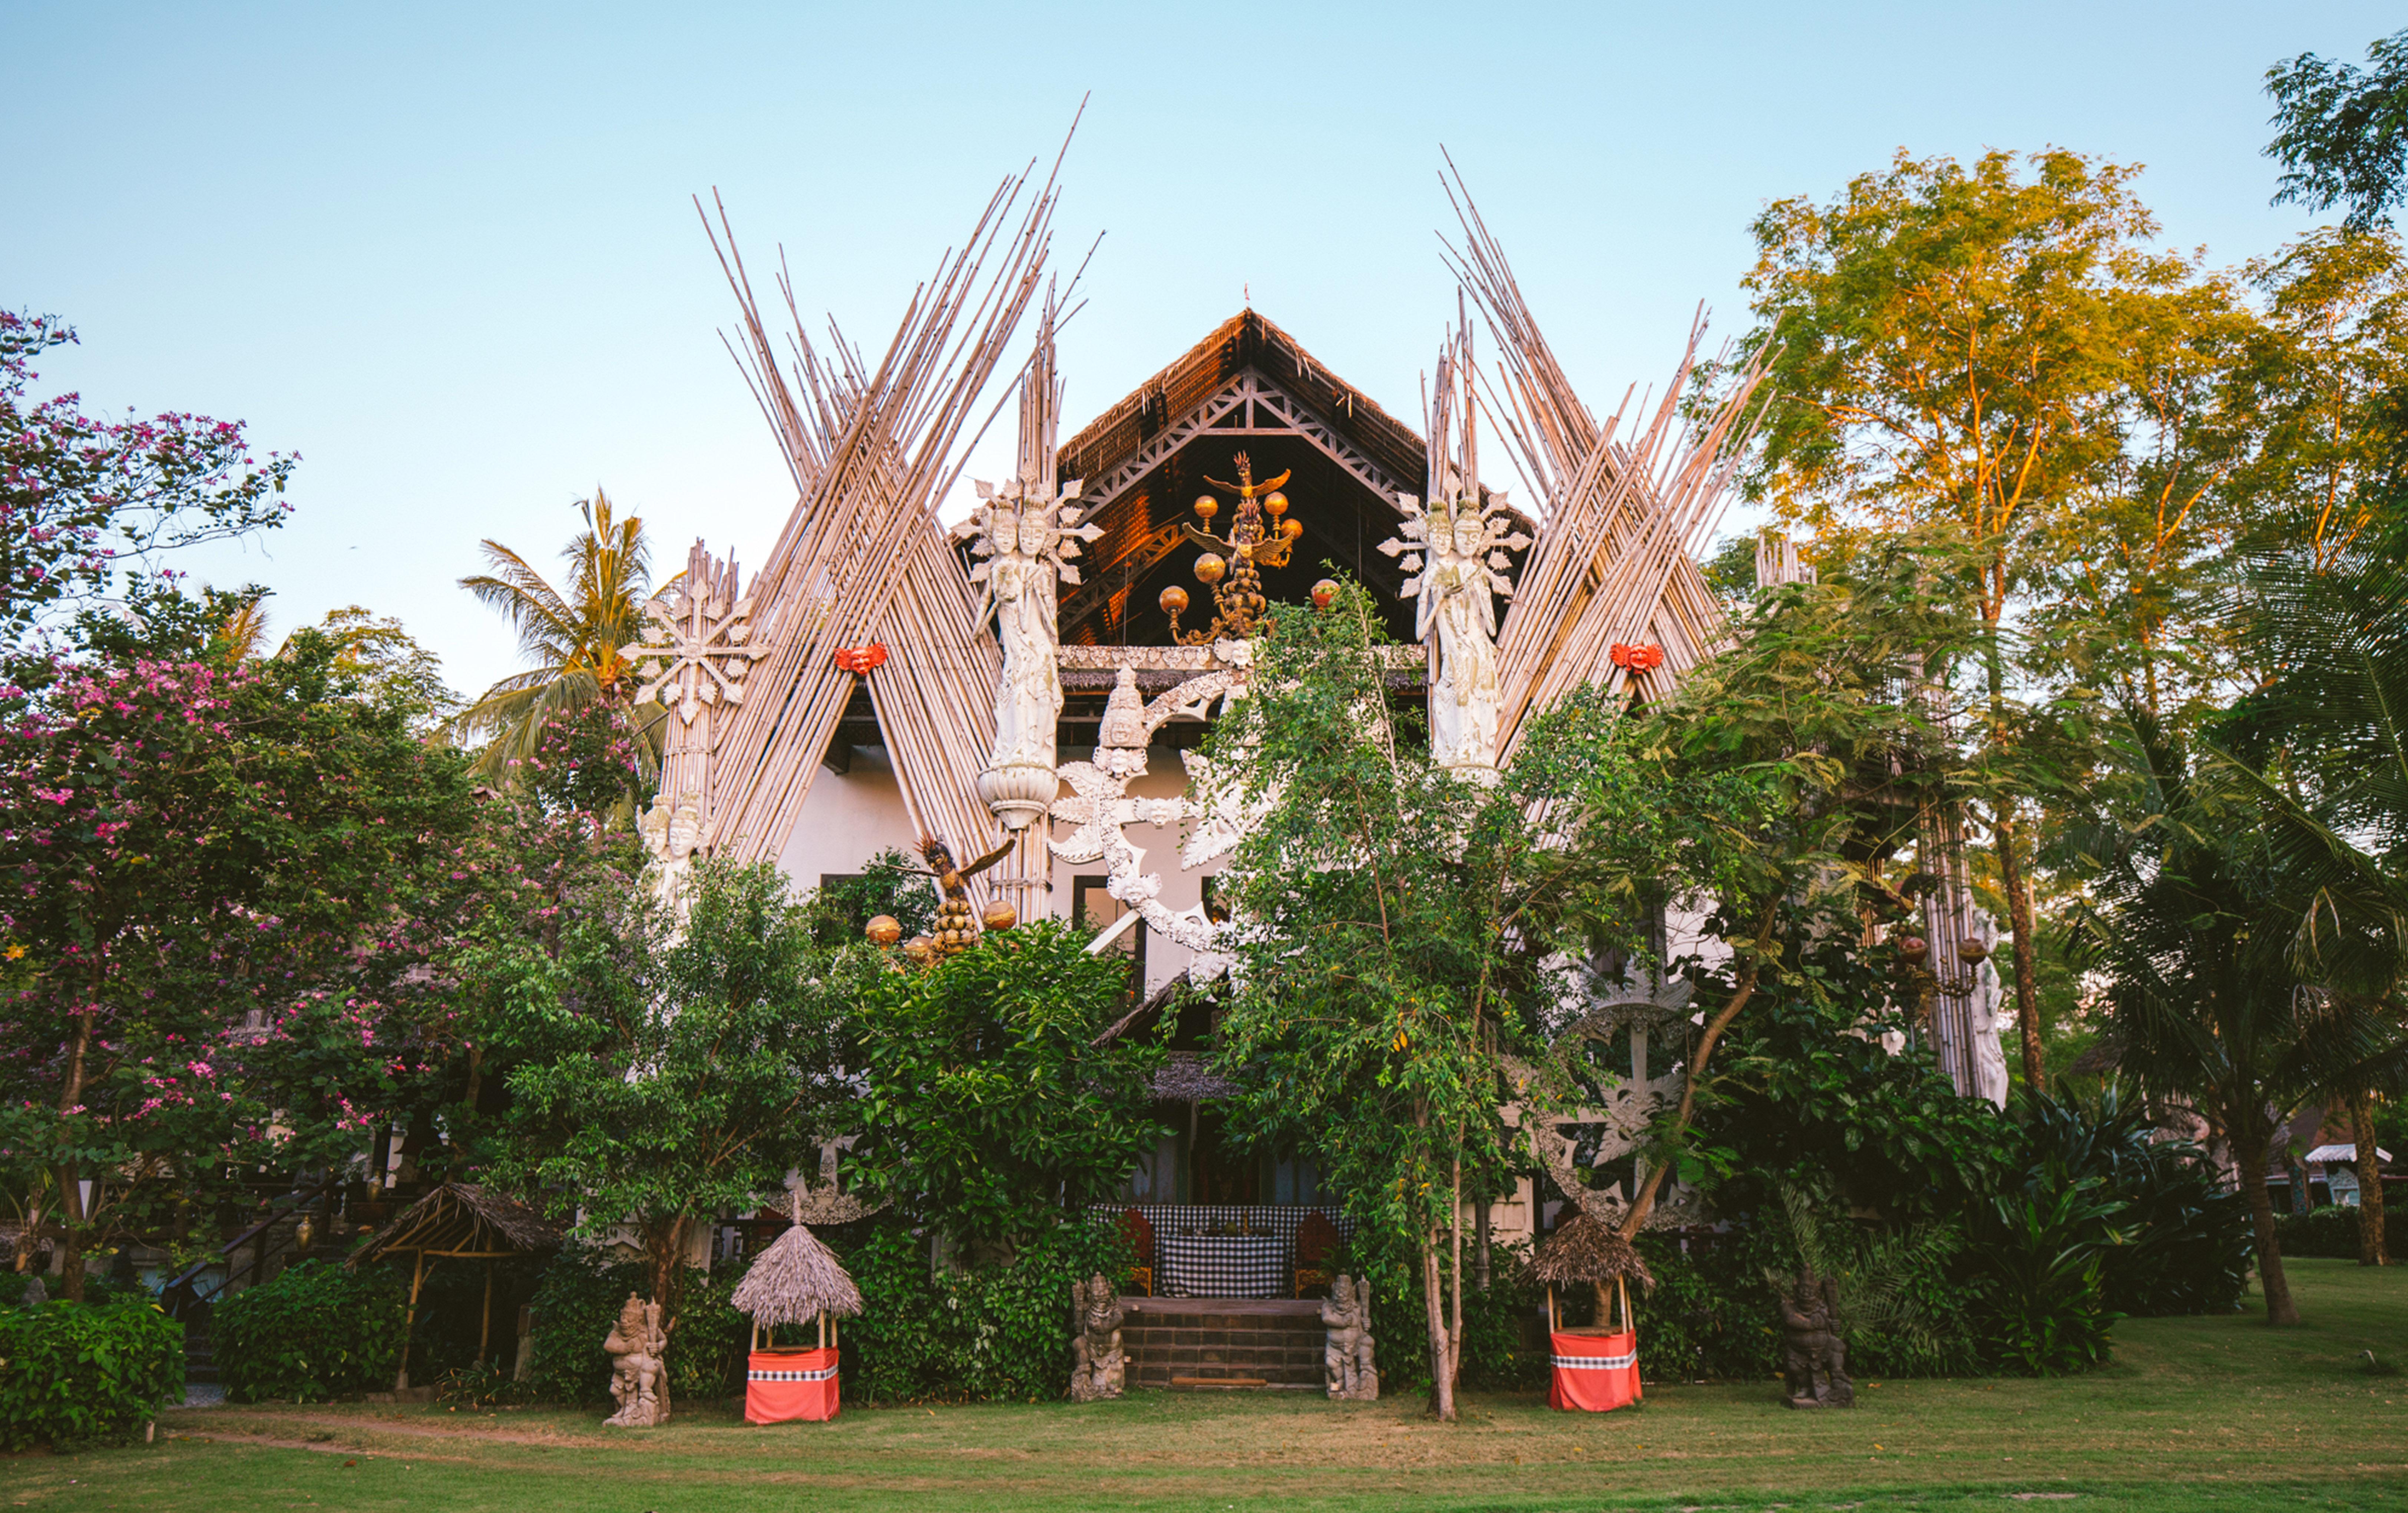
956, 476, 1098, 829
625, 540, 776, 909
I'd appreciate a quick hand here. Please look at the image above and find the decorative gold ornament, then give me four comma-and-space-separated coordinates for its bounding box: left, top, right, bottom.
1166, 450, 1302, 645
982, 900, 1019, 931
865, 914, 902, 946
1311, 579, 1339, 609
1158, 585, 1190, 616
902, 936, 934, 961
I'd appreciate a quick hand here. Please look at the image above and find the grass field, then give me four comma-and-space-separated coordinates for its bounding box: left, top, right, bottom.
3, 1258, 2404, 1512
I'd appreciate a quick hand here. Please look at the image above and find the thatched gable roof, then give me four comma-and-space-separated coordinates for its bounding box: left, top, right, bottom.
730, 1222, 863, 1326
349, 1183, 560, 1265
1527, 1212, 1656, 1289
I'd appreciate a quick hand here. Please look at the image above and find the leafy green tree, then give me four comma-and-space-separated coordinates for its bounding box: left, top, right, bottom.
1739, 148, 2223, 1091
851, 923, 1161, 1252
478, 860, 853, 1331
453, 489, 665, 791
2268, 27, 2408, 232
1200, 585, 1730, 1421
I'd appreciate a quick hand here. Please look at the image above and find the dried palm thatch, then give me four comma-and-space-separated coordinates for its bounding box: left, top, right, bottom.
1527, 1212, 1656, 1291
730, 1221, 863, 1328
349, 1183, 560, 1265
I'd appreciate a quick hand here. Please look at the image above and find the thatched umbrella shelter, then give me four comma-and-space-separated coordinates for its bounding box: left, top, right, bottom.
1528, 1212, 1654, 1335
349, 1183, 560, 1388
729, 1206, 863, 1354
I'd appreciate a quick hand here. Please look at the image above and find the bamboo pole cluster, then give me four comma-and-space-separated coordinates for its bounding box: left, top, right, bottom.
1437, 165, 1771, 759
694, 153, 1068, 885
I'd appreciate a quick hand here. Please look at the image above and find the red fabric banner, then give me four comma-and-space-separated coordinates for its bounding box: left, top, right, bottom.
745, 1347, 840, 1424
1548, 1328, 1641, 1413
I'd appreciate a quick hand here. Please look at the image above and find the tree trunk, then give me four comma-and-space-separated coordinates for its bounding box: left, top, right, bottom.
1420, 1234, 1455, 1422
647, 1208, 694, 1336
54, 1000, 97, 1304
1448, 1156, 1463, 1394
2233, 1126, 2302, 1326
2353, 1095, 2388, 1267
1992, 806, 2047, 1095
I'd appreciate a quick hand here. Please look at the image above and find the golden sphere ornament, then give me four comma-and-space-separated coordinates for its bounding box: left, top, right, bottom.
1263, 491, 1288, 517
1194, 553, 1227, 585
1280, 517, 1303, 540
1311, 579, 1339, 609
865, 914, 903, 946
902, 935, 934, 962
1193, 495, 1219, 521
1158, 585, 1190, 615
982, 900, 1019, 931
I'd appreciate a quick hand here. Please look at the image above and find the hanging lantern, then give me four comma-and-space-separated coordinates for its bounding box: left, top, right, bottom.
1608, 643, 1665, 672
834, 643, 889, 675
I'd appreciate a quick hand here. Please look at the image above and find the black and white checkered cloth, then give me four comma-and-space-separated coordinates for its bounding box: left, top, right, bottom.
748, 1363, 838, 1382
1157, 1233, 1287, 1299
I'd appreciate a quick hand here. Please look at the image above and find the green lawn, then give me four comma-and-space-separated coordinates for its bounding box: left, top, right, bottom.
6, 1258, 2406, 1512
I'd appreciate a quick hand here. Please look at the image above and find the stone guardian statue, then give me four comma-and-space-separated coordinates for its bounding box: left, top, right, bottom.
1776, 1272, 1853, 1408
602, 1292, 672, 1427
1318, 1273, 1379, 1400
1067, 1273, 1127, 1401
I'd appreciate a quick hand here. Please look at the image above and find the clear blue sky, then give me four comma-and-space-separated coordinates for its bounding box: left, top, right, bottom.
3, 2, 2391, 701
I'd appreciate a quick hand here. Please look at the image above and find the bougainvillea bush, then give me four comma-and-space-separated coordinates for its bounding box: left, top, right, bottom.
0, 596, 485, 1294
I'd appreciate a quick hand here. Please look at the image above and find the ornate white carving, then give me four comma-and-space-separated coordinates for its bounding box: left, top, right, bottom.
957, 476, 1098, 828
1048, 646, 1256, 955
1380, 477, 1529, 774
624, 579, 775, 726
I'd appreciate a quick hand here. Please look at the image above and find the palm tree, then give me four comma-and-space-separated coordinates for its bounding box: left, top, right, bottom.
2068, 710, 2408, 1324
452, 488, 666, 788
2214, 547, 2408, 1263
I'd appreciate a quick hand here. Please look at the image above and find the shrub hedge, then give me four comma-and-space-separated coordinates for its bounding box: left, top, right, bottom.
2276, 1206, 2408, 1259
0, 1298, 184, 1450
212, 1258, 407, 1403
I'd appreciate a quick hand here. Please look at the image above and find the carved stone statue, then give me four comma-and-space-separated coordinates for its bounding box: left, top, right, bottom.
603, 1292, 672, 1427
1318, 1273, 1378, 1400
958, 477, 1098, 828
1379, 483, 1528, 775
1067, 1273, 1127, 1402
1776, 1272, 1852, 1409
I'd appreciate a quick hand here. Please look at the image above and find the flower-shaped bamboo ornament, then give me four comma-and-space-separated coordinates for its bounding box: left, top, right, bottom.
623, 575, 780, 725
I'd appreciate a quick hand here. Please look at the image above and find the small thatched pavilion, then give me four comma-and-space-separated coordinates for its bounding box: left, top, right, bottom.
349, 1183, 560, 1388
1528, 1211, 1655, 1335
730, 1215, 863, 1354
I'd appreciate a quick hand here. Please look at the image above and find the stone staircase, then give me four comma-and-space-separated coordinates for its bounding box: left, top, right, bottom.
1122, 1298, 1324, 1391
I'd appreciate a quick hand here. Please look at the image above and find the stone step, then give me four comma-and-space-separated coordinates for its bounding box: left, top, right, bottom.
1123, 1303, 1327, 1391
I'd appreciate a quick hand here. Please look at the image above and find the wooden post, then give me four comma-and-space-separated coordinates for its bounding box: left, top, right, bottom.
1546, 1284, 1556, 1334
395, 1250, 427, 1391
479, 1262, 494, 1363
817, 1311, 827, 1350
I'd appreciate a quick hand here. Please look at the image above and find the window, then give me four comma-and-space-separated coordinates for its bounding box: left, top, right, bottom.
1074, 874, 1146, 998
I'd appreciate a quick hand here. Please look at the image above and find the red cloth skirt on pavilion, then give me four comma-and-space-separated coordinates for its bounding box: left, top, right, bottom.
1548, 1328, 1641, 1413
745, 1347, 839, 1424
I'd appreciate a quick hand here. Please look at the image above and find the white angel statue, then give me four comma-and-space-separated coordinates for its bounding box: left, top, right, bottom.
1378, 479, 1528, 772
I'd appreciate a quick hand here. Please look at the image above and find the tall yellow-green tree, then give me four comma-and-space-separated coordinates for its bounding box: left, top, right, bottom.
1739, 148, 2229, 1094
